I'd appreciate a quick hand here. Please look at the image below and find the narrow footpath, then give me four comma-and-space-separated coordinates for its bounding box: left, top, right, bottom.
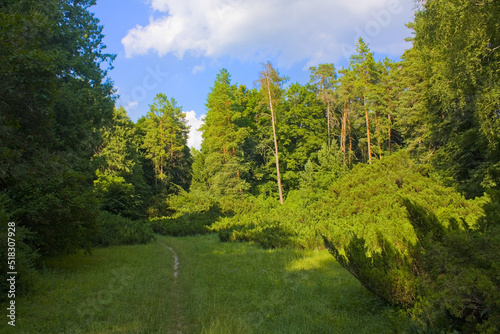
159, 240, 184, 334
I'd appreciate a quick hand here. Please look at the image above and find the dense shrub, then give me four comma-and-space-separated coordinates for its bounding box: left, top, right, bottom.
211, 193, 323, 249
0, 205, 39, 301
92, 211, 155, 247
150, 205, 223, 237
319, 152, 485, 254
318, 154, 499, 333
325, 197, 500, 333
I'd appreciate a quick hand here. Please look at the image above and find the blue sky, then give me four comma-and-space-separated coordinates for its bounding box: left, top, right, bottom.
92, 0, 416, 149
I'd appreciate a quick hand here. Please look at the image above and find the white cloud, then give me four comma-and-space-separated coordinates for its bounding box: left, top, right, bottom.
122, 0, 415, 64
183, 110, 205, 150
125, 100, 138, 110
192, 63, 205, 74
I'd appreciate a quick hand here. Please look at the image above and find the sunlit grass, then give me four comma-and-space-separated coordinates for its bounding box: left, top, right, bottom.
168, 235, 410, 334
1, 242, 176, 334
1, 235, 410, 333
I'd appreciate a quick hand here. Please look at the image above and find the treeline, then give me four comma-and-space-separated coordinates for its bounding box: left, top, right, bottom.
1, 0, 500, 332
0, 0, 191, 297
167, 0, 499, 333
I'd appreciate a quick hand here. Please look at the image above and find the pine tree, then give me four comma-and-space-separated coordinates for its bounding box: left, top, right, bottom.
349, 39, 379, 164
142, 94, 190, 191
197, 68, 250, 196
309, 64, 338, 148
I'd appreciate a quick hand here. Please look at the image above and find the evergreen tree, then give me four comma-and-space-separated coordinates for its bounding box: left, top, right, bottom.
0, 0, 115, 255
408, 0, 500, 195
349, 39, 379, 164
93, 107, 150, 218
309, 64, 338, 148
197, 69, 250, 196
142, 94, 191, 192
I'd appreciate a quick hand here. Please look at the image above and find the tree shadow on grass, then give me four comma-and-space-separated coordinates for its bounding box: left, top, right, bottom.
174, 235, 407, 334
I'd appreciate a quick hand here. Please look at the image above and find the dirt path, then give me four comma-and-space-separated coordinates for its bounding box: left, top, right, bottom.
160, 240, 184, 333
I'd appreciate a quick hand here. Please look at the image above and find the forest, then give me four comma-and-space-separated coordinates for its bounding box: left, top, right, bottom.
1, 0, 500, 333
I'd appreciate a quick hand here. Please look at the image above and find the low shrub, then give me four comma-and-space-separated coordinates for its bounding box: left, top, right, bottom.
150, 205, 223, 237
92, 211, 155, 247
0, 207, 39, 301
211, 193, 323, 249
325, 198, 500, 333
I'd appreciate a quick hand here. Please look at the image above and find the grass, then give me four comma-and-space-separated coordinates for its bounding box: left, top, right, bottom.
1, 242, 177, 334
1, 235, 411, 333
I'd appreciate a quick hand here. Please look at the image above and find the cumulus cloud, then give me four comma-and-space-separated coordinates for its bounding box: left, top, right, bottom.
122, 0, 415, 64
183, 110, 204, 150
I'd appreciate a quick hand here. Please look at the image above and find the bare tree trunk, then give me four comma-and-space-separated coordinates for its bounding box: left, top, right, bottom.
348, 117, 353, 167
327, 100, 331, 148
341, 99, 348, 166
388, 114, 392, 156
374, 111, 382, 160
266, 74, 284, 205
364, 92, 372, 164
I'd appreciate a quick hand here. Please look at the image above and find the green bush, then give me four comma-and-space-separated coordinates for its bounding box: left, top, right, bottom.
211, 193, 323, 249
320, 155, 499, 333
325, 198, 500, 333
0, 206, 39, 301
92, 211, 155, 247
150, 205, 223, 237
319, 152, 485, 254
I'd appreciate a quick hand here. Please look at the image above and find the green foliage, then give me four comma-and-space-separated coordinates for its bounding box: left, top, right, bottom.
279, 83, 328, 190
0, 0, 115, 256
300, 143, 347, 192
92, 211, 155, 247
194, 69, 254, 199
0, 205, 39, 301
8, 160, 100, 255
149, 188, 226, 236
141, 93, 191, 192
320, 152, 484, 254
93, 171, 142, 218
407, 0, 500, 196
150, 206, 223, 237
93, 107, 151, 219
211, 192, 325, 250
325, 197, 500, 333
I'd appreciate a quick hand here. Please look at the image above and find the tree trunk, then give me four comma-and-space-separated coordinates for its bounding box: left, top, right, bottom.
327, 100, 331, 148
364, 92, 372, 164
266, 75, 284, 205
388, 114, 392, 156
374, 111, 382, 160
348, 117, 353, 167
341, 99, 348, 166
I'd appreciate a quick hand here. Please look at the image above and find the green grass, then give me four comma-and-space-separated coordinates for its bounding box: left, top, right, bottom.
1, 235, 410, 333
1, 242, 177, 334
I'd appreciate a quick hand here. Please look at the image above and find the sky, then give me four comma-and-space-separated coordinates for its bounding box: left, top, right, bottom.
92, 0, 417, 150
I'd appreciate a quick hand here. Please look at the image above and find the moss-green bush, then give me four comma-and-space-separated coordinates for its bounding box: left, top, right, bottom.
0, 206, 39, 301
92, 211, 155, 247
325, 197, 500, 333
211, 193, 323, 249
150, 205, 223, 237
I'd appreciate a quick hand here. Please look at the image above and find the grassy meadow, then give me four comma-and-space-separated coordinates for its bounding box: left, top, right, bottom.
1, 235, 411, 334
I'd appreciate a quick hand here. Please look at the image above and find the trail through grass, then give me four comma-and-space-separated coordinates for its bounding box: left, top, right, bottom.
1, 235, 409, 333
